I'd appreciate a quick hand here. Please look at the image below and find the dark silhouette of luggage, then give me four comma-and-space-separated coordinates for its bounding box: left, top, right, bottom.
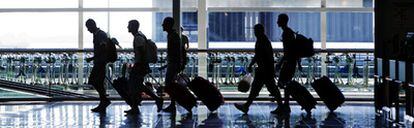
107, 77, 132, 105
237, 74, 252, 93
374, 82, 385, 111
286, 81, 316, 112
164, 82, 197, 112
311, 76, 345, 112
106, 38, 121, 63
188, 76, 224, 111
107, 76, 148, 106
177, 73, 191, 87
293, 32, 314, 58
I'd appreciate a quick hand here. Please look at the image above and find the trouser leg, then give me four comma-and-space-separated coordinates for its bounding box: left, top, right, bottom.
265, 78, 283, 105
90, 63, 108, 101
246, 78, 264, 106
165, 63, 179, 107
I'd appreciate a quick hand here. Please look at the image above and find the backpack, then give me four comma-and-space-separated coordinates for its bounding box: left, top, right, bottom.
294, 32, 314, 58
137, 33, 158, 63
106, 37, 120, 63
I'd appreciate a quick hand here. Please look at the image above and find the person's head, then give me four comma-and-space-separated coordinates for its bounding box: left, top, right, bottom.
277, 13, 289, 28
162, 17, 174, 32
254, 24, 265, 37
85, 19, 98, 33
128, 20, 140, 34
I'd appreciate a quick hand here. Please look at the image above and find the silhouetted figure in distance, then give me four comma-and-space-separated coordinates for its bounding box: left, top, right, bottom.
234, 24, 283, 114
85, 19, 111, 113
162, 17, 183, 113
124, 20, 163, 115
276, 13, 300, 116
180, 27, 189, 73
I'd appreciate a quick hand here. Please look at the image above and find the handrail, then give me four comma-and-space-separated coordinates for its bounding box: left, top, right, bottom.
0, 48, 374, 53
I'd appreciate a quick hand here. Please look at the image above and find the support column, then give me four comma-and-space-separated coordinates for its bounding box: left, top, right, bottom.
173, 0, 181, 35
77, 0, 84, 86
320, 0, 328, 77
197, 0, 208, 78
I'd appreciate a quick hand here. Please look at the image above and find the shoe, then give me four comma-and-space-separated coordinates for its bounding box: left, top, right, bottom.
272, 105, 291, 117
91, 100, 111, 113
163, 105, 176, 113
234, 103, 249, 114
91, 106, 108, 113
270, 106, 283, 115
305, 109, 312, 118
124, 108, 140, 115
156, 98, 164, 112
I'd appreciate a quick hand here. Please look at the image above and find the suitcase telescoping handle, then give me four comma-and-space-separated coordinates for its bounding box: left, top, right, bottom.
104, 76, 114, 86
147, 74, 162, 87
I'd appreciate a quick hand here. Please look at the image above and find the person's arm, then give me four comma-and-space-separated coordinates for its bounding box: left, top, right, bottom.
173, 33, 182, 61
87, 33, 107, 63
248, 45, 258, 73
183, 35, 190, 50
134, 35, 146, 63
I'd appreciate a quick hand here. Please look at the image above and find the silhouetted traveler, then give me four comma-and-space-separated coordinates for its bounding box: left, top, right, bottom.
180, 27, 189, 72
234, 24, 283, 114
162, 17, 182, 113
85, 19, 110, 113
276, 13, 299, 115
124, 20, 163, 114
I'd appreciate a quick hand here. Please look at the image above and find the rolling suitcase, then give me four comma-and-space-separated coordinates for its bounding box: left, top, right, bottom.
287, 81, 317, 112
311, 76, 345, 112
108, 76, 149, 106
164, 82, 197, 112
106, 77, 133, 105
188, 76, 224, 111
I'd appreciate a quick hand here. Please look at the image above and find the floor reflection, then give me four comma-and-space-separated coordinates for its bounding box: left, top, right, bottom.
0, 101, 383, 127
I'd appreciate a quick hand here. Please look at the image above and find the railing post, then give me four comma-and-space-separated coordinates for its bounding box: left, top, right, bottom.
197, 0, 208, 78
320, 0, 327, 77
77, 0, 84, 91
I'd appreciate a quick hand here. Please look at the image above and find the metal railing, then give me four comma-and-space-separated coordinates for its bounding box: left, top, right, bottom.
0, 48, 374, 98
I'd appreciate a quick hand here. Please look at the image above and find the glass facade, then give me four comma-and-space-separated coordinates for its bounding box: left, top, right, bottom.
0, 12, 78, 48
327, 12, 373, 42
0, 0, 375, 99
0, 0, 373, 49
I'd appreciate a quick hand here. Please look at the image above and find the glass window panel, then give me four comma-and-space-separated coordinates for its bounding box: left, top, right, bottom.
326, 12, 374, 48
83, 0, 109, 8
208, 12, 320, 48
154, 12, 198, 48
0, 0, 78, 8
109, 0, 195, 9
83, 12, 109, 48
0, 12, 78, 48
109, 0, 154, 8
108, 12, 154, 49
84, 0, 193, 9
326, 0, 373, 8
327, 12, 373, 42
208, 0, 321, 8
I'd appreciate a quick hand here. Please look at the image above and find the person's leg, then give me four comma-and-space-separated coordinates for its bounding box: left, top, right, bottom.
278, 59, 297, 113
90, 63, 110, 112
125, 73, 143, 114
235, 76, 264, 114
265, 78, 283, 105
246, 78, 264, 106
163, 63, 179, 112
143, 82, 164, 112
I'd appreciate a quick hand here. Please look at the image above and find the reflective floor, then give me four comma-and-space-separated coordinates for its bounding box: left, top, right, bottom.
0, 101, 383, 127
0, 88, 45, 99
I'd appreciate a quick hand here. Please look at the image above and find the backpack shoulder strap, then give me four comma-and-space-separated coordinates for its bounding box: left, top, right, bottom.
136, 32, 148, 42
